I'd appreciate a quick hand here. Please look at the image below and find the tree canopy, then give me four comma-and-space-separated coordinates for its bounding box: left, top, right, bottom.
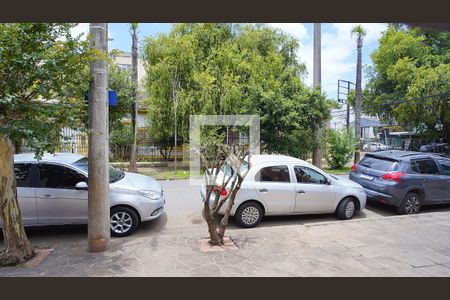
362, 25, 450, 139
143, 23, 334, 158
0, 23, 93, 156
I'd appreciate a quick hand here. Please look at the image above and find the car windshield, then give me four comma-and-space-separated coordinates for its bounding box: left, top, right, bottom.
328, 174, 339, 180
72, 157, 125, 183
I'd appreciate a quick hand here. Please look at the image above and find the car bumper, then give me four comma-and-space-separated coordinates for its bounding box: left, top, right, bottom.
140, 194, 165, 222
364, 188, 402, 207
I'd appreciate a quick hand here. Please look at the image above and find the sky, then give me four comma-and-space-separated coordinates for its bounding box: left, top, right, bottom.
72, 23, 388, 101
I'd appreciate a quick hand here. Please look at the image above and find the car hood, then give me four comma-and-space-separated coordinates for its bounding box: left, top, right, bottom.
332, 176, 364, 189
110, 172, 162, 193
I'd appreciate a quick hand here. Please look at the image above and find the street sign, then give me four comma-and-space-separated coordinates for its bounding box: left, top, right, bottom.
84, 89, 118, 106
108, 90, 117, 106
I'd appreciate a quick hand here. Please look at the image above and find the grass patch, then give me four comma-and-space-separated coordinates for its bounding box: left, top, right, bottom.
139, 168, 191, 180
322, 166, 352, 175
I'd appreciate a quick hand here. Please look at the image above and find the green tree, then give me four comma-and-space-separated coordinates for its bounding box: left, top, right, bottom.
108, 63, 135, 132
325, 128, 356, 169
143, 23, 334, 159
0, 23, 92, 265
363, 25, 450, 139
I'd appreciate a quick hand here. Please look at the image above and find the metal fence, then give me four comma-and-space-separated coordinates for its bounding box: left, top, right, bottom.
17, 127, 249, 162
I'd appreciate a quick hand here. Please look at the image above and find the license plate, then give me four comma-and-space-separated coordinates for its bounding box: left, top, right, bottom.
360, 174, 374, 181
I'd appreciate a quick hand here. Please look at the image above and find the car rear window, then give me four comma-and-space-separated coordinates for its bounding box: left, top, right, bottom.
359, 156, 399, 171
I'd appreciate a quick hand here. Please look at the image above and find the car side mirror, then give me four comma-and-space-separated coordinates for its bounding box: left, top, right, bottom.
75, 181, 88, 190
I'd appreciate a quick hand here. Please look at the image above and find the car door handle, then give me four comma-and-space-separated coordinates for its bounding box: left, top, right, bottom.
39, 194, 53, 198
297, 190, 305, 194
259, 188, 268, 193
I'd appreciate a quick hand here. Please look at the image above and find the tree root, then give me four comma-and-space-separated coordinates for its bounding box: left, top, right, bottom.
0, 248, 35, 267
208, 238, 224, 246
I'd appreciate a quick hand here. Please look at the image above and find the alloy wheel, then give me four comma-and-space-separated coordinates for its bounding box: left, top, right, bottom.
405, 196, 420, 214
241, 206, 260, 225
111, 212, 133, 234
345, 201, 355, 218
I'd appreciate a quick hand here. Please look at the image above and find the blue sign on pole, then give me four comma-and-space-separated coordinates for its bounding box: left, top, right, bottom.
108, 90, 117, 106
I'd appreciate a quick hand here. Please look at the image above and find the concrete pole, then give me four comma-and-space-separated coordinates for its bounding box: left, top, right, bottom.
88, 23, 110, 253
312, 23, 322, 168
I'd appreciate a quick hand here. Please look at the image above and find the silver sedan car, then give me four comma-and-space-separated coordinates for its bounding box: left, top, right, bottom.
201, 155, 366, 227
1, 153, 165, 236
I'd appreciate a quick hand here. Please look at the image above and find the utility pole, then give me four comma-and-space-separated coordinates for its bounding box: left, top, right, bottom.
129, 23, 138, 173
337, 79, 355, 129
88, 23, 110, 252
312, 23, 322, 168
173, 69, 180, 172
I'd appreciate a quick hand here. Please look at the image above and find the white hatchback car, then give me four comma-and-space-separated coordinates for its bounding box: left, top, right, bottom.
201, 155, 366, 227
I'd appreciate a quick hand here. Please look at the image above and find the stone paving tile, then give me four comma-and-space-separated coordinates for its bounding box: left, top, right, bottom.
415, 265, 450, 276
1, 211, 450, 277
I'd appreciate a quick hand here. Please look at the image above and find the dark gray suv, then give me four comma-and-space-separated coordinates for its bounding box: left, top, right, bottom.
349, 151, 450, 214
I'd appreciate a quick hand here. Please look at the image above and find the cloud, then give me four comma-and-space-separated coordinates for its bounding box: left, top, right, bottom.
70, 23, 89, 38
269, 23, 387, 99
269, 23, 309, 41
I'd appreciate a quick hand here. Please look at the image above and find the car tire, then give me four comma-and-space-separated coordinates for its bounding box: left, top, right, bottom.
336, 197, 356, 220
397, 192, 421, 215
235, 202, 263, 228
110, 206, 139, 237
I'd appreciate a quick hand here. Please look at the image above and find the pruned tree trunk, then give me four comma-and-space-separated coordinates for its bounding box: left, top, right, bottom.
0, 135, 34, 266
203, 199, 221, 246
217, 178, 243, 240
201, 145, 249, 246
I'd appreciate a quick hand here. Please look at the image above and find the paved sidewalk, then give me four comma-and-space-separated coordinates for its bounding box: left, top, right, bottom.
1, 212, 450, 276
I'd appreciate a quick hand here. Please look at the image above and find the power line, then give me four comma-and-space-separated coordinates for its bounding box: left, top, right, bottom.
366, 91, 450, 107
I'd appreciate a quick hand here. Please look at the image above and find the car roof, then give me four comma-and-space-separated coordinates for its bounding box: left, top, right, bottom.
14, 153, 85, 164
249, 154, 307, 166
365, 150, 443, 161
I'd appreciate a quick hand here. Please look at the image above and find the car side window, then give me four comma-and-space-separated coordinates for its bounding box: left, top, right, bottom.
14, 164, 32, 187
38, 164, 87, 189
294, 166, 328, 184
412, 159, 440, 175
438, 159, 450, 176
255, 165, 290, 183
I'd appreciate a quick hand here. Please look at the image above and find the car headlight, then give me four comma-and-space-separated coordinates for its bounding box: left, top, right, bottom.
138, 189, 161, 200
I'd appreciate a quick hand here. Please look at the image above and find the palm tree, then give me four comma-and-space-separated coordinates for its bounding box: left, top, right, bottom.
351, 25, 366, 163
129, 23, 138, 172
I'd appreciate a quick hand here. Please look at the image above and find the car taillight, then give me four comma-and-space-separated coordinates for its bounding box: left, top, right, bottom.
220, 188, 228, 197
382, 172, 405, 182
351, 164, 357, 172
213, 185, 228, 197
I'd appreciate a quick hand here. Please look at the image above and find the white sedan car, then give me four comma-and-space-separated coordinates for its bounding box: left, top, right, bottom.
363, 142, 390, 152
201, 155, 366, 227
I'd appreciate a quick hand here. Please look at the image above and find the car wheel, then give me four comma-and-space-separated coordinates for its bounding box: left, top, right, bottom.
336, 197, 356, 220
235, 202, 263, 228
397, 192, 421, 215
110, 206, 139, 237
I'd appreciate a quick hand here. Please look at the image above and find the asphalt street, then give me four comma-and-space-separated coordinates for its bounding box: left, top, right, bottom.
7, 176, 450, 246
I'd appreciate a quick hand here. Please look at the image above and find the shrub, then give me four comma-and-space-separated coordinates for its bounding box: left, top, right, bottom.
325, 128, 355, 169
